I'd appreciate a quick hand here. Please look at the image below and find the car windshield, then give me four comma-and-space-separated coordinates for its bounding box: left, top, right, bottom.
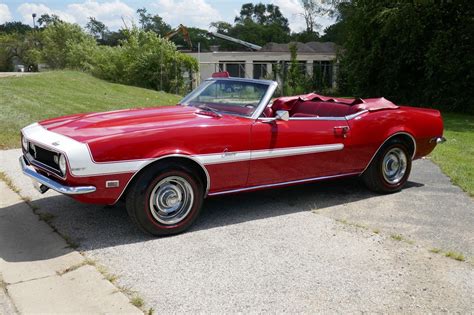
180, 79, 269, 117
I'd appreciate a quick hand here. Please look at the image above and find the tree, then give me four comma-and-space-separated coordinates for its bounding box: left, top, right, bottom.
37, 14, 62, 27
85, 17, 109, 42
0, 32, 41, 71
208, 3, 291, 51
0, 22, 31, 34
300, 0, 327, 34
234, 2, 290, 32
137, 8, 171, 36
335, 0, 474, 113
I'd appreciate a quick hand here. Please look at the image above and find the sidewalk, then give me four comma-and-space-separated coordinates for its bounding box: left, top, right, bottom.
0, 181, 142, 314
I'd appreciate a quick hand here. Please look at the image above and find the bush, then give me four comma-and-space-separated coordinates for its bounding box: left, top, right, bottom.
41, 22, 97, 69
38, 22, 198, 94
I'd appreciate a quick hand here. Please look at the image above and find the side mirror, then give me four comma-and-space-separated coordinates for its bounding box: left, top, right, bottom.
275, 110, 290, 121
262, 110, 290, 123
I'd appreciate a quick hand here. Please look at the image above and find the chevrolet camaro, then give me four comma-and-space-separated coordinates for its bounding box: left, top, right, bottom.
20, 73, 445, 235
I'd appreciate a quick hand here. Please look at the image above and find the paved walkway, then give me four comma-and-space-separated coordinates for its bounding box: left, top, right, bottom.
0, 73, 37, 78
0, 180, 141, 314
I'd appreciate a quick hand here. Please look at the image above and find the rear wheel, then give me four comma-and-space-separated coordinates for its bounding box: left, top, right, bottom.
126, 164, 204, 236
362, 140, 412, 193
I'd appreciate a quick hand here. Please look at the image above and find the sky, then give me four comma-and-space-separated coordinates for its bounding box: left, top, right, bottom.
0, 0, 335, 33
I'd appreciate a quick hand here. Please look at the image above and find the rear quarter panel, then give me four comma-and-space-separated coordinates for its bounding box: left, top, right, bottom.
346, 106, 443, 172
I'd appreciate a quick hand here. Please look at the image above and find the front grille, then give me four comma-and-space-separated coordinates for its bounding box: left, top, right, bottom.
28, 143, 62, 176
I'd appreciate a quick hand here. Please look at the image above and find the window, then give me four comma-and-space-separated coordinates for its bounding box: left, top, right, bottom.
253, 62, 268, 79
221, 61, 246, 78
181, 79, 269, 117
313, 61, 334, 88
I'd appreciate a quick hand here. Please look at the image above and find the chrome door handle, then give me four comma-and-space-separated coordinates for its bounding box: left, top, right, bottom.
334, 126, 349, 138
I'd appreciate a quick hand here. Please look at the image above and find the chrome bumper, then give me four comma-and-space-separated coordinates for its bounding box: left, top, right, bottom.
19, 156, 96, 195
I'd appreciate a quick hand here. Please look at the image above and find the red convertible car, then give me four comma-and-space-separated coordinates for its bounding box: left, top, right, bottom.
20, 73, 445, 235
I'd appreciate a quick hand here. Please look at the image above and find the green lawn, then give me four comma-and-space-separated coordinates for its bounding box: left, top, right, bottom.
431, 113, 474, 196
0, 71, 181, 149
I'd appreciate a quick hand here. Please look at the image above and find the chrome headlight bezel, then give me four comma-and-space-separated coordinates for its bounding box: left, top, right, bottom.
58, 154, 67, 175
21, 135, 28, 152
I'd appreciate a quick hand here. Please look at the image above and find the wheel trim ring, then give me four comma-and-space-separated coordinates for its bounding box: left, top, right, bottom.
149, 176, 194, 225
382, 148, 407, 185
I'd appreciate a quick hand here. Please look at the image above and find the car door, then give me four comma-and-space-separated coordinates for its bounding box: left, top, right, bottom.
247, 117, 352, 186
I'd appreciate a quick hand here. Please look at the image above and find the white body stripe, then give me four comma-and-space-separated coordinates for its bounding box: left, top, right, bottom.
22, 123, 344, 177
251, 143, 343, 160
194, 143, 344, 165
22, 123, 148, 177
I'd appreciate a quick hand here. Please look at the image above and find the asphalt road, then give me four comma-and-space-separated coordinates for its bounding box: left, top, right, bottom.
1, 149, 473, 313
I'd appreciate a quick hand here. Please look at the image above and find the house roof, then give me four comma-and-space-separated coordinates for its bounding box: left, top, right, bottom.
259, 41, 337, 54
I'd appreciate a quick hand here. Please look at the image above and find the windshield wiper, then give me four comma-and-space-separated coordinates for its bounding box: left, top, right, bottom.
196, 104, 222, 117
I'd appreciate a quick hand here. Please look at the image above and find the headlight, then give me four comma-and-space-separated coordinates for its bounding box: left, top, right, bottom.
22, 136, 28, 151
59, 154, 67, 175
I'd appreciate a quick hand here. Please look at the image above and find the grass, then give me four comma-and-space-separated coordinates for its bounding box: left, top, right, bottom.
429, 248, 442, 254
444, 251, 465, 262
428, 247, 466, 262
0, 71, 181, 149
37, 212, 56, 224
0, 171, 20, 194
57, 258, 96, 276
390, 234, 415, 245
130, 295, 145, 308
430, 113, 474, 196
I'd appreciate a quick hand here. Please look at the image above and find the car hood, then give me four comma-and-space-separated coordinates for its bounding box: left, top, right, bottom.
39, 105, 221, 143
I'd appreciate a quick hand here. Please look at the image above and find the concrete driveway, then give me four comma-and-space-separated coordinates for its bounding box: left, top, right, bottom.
1, 149, 473, 313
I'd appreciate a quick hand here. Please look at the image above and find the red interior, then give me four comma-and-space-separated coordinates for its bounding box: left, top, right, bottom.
265, 93, 398, 118
269, 100, 362, 118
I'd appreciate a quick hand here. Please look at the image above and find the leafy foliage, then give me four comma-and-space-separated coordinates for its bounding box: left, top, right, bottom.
0, 21, 31, 34
137, 8, 172, 36
91, 28, 198, 94
40, 22, 97, 69
335, 0, 474, 113
210, 2, 291, 50
9, 20, 198, 94
0, 32, 41, 71
37, 14, 63, 27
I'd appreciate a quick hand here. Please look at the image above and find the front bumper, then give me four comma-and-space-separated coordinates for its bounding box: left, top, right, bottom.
19, 156, 96, 195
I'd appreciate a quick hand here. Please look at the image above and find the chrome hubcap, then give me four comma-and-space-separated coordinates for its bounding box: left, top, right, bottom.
149, 176, 194, 225
382, 148, 407, 184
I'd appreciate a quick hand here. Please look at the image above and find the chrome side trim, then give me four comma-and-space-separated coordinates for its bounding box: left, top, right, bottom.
288, 110, 369, 121
113, 154, 211, 204
207, 172, 360, 196
359, 132, 417, 176
345, 110, 369, 120
290, 116, 346, 121
20, 156, 96, 195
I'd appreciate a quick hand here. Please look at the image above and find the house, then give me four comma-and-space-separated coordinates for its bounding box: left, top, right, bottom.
186, 41, 338, 88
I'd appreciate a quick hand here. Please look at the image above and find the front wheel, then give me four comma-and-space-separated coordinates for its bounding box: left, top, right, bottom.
362, 140, 412, 194
126, 165, 204, 236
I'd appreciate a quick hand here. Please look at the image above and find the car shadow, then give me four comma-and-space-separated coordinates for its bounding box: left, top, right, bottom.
0, 177, 424, 262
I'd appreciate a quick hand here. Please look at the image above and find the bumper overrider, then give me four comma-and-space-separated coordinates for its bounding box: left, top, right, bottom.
20, 155, 96, 195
